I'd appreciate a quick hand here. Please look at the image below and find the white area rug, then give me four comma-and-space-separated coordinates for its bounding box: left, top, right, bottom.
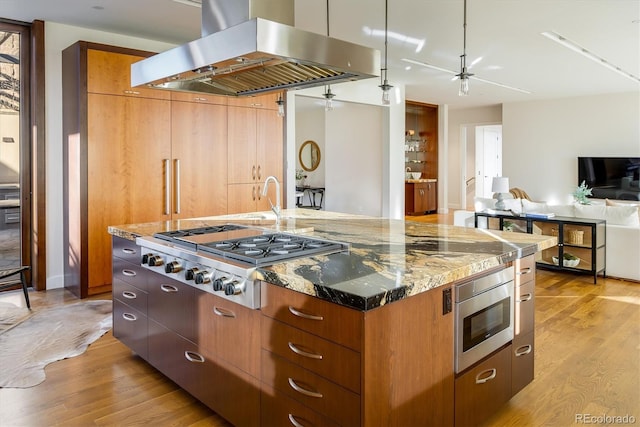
0, 300, 112, 388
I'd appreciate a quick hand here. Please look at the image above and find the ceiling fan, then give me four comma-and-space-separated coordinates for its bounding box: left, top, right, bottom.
401, 0, 531, 95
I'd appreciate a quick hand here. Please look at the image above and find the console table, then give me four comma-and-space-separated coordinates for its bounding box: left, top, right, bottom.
295, 186, 325, 209
474, 212, 606, 283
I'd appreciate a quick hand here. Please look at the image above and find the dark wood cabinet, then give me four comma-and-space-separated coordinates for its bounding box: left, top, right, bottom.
454, 344, 512, 427
405, 180, 437, 215
261, 281, 455, 427
512, 255, 535, 396
147, 275, 196, 344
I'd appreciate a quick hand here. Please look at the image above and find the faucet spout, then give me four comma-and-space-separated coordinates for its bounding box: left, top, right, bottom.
261, 176, 281, 225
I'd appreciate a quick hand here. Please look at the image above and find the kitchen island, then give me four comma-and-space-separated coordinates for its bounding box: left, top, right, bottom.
108, 209, 556, 426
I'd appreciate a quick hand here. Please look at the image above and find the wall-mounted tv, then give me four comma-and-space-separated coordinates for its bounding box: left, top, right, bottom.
578, 157, 640, 201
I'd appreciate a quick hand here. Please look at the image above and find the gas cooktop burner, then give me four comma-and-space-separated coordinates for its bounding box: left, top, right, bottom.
154, 224, 247, 241
198, 233, 347, 266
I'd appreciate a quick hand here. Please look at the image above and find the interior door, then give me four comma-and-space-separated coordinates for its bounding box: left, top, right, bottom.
475, 125, 503, 198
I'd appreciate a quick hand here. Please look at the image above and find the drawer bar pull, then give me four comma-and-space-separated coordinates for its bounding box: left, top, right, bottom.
288, 306, 324, 321
288, 378, 323, 398
184, 351, 205, 363
517, 293, 533, 302
517, 267, 532, 275
122, 313, 137, 321
515, 344, 533, 357
213, 307, 236, 318
288, 414, 307, 427
475, 368, 497, 384
160, 284, 178, 293
122, 248, 136, 255
123, 90, 140, 95
122, 269, 137, 277
288, 342, 323, 360
122, 291, 137, 299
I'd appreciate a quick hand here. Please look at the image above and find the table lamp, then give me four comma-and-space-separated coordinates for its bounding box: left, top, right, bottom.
492, 177, 510, 210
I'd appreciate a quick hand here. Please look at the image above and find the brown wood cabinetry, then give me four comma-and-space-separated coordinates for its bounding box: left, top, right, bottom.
454, 344, 513, 427
261, 282, 454, 427
111, 236, 149, 360
227, 103, 283, 214
512, 255, 535, 396
64, 41, 276, 298
405, 181, 437, 215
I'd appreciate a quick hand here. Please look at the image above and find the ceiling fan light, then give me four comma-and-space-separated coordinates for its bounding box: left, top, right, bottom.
459, 76, 470, 96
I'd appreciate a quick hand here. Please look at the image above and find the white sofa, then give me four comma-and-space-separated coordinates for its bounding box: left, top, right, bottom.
454, 198, 640, 282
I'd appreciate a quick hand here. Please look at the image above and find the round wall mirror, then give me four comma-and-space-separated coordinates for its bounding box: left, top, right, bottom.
299, 140, 321, 172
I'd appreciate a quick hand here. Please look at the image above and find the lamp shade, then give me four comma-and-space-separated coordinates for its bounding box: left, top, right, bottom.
492, 177, 509, 193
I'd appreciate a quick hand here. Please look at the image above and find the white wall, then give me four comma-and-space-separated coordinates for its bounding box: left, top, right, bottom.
295, 97, 326, 188
502, 92, 640, 205
44, 22, 175, 289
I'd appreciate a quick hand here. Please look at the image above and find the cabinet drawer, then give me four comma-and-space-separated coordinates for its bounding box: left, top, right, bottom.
113, 278, 147, 314
261, 350, 360, 427
512, 331, 534, 396
262, 317, 361, 394
261, 283, 362, 352
261, 383, 340, 427
454, 345, 512, 427
112, 257, 149, 292
197, 292, 261, 378
514, 255, 535, 287
514, 280, 535, 336
171, 91, 227, 105
112, 236, 141, 263
113, 299, 148, 360
148, 276, 195, 342
148, 320, 260, 427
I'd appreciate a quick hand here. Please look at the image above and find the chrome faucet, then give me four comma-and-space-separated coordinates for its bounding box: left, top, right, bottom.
262, 175, 281, 225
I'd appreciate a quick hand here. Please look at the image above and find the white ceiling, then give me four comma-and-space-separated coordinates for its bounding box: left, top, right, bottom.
1, 0, 639, 109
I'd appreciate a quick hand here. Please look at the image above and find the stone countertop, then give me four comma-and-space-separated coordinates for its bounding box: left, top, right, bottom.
108, 209, 556, 311
405, 178, 437, 183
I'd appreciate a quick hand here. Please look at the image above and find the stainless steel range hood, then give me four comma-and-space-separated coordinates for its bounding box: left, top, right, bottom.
131, 0, 380, 97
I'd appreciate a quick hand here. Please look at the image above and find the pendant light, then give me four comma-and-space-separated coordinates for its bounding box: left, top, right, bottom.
378, 0, 393, 105
455, 0, 473, 96
275, 94, 285, 117
322, 0, 335, 111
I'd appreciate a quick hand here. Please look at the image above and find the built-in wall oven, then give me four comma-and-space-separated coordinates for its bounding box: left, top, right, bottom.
455, 266, 514, 373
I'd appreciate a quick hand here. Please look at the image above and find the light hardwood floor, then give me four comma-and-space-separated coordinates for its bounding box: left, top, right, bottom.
1, 215, 638, 426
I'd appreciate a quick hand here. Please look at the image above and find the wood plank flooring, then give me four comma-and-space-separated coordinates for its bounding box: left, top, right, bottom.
1, 215, 638, 426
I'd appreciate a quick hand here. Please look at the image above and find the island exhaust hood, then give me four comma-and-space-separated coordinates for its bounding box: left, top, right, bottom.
131, 0, 380, 97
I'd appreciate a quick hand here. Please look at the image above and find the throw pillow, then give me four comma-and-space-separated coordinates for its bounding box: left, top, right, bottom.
503, 198, 522, 213
574, 204, 607, 220
522, 199, 548, 213
547, 204, 575, 217
605, 205, 640, 226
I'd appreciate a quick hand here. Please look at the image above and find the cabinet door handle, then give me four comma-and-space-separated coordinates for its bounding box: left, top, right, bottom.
518, 293, 533, 302
122, 269, 137, 277
122, 312, 137, 321
252, 165, 256, 180
184, 351, 205, 363
160, 284, 178, 293
122, 291, 137, 299
213, 306, 236, 318
123, 90, 140, 95
122, 248, 136, 255
475, 368, 497, 384
257, 165, 262, 180
517, 267, 532, 275
194, 97, 207, 102
174, 158, 181, 214
288, 378, 323, 398
288, 306, 324, 321
164, 159, 170, 215
515, 344, 532, 357
288, 414, 307, 427
287, 342, 323, 360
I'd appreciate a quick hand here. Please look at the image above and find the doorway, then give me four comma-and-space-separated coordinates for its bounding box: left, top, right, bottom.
461, 123, 503, 209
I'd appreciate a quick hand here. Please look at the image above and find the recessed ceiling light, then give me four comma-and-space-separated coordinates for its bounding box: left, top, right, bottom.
92, 6, 104, 10
541, 31, 640, 83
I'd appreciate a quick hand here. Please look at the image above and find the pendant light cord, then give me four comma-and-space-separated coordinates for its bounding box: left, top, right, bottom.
326, 0, 330, 37
383, 0, 389, 79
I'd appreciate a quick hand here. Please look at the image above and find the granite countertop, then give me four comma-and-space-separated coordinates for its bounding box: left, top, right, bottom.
108, 209, 556, 311
405, 178, 437, 183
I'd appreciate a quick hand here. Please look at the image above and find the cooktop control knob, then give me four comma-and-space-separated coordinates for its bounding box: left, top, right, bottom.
185, 267, 200, 281
148, 255, 164, 267
195, 270, 212, 284
165, 261, 182, 274
225, 280, 245, 296
141, 253, 153, 264
213, 276, 230, 291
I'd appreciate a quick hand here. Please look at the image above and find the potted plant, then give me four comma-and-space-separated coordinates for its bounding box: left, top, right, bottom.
295, 169, 307, 186
573, 180, 593, 205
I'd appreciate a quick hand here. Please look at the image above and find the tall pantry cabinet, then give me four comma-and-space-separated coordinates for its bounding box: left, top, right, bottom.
62, 42, 235, 298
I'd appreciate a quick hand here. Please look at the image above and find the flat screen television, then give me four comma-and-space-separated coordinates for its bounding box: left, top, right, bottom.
578, 157, 640, 201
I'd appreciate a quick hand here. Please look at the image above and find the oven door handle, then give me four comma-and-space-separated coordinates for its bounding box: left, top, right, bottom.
475, 368, 497, 384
